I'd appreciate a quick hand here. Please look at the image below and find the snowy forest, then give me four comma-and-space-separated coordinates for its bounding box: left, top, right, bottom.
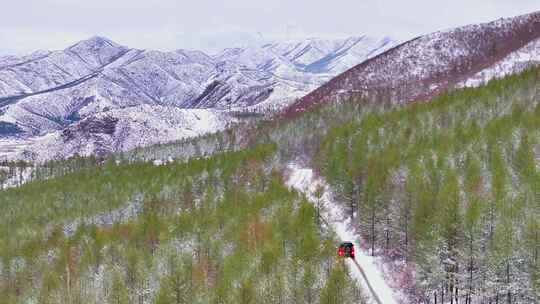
0, 144, 363, 303
313, 69, 540, 303
0, 67, 539, 303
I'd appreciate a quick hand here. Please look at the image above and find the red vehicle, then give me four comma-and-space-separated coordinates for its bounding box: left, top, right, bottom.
337, 242, 355, 259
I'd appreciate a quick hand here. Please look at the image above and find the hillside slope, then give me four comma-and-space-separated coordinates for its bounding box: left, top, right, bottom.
284, 11, 540, 116
313, 69, 540, 303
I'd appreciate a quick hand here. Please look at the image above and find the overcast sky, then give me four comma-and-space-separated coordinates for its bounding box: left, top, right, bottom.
1, 0, 539, 55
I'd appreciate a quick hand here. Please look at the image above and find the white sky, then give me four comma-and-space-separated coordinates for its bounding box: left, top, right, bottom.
1, 0, 539, 55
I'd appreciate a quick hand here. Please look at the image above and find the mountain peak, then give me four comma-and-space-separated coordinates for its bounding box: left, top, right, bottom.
64, 36, 129, 68
67, 36, 125, 52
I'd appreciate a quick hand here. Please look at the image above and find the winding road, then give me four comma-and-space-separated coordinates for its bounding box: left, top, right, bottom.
286, 163, 398, 304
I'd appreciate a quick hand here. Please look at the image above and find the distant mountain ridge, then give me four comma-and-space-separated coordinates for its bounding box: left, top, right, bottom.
0, 35, 396, 161
284, 11, 540, 117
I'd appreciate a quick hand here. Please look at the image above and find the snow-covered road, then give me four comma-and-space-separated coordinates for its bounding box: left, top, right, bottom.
286, 164, 398, 304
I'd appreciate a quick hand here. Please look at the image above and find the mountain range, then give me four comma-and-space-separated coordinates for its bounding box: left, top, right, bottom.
0, 35, 395, 161
2, 11, 540, 162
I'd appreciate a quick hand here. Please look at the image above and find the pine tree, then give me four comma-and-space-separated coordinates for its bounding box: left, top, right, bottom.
108, 269, 129, 304
156, 255, 194, 304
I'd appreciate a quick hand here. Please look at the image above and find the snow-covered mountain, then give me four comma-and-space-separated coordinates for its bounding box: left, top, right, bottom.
0, 35, 396, 161
264, 36, 394, 74
284, 11, 540, 117
24, 106, 237, 162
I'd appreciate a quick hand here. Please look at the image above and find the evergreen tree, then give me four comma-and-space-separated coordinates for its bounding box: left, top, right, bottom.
108, 269, 129, 304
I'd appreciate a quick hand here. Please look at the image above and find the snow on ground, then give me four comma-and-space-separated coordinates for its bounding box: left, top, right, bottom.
0, 137, 40, 161
0, 165, 33, 189
286, 163, 399, 304
62, 196, 143, 237
458, 37, 540, 88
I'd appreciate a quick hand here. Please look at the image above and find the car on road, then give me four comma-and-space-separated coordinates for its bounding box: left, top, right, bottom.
337, 242, 355, 259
